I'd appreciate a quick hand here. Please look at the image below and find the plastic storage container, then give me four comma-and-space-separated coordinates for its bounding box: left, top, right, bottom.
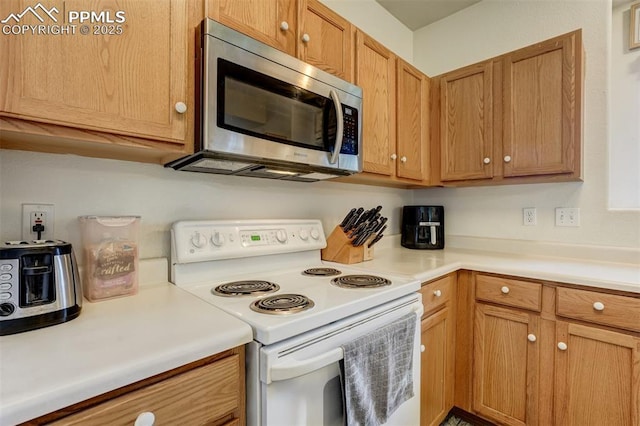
78, 216, 140, 301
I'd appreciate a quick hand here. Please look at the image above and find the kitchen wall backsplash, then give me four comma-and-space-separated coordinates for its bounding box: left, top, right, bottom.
0, 150, 412, 261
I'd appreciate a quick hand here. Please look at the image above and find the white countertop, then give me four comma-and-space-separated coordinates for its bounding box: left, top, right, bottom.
2, 243, 638, 425
330, 238, 640, 294
0, 259, 253, 426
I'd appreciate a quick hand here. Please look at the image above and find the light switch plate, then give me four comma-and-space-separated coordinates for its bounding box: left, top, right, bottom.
555, 208, 580, 227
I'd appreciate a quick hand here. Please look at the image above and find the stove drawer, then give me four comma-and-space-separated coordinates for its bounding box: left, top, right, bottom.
556, 287, 640, 332
51, 354, 241, 425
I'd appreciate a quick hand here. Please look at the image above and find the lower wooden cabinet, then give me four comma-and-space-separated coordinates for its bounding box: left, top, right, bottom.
30, 348, 245, 426
460, 272, 640, 426
554, 321, 640, 426
420, 274, 456, 426
473, 303, 540, 426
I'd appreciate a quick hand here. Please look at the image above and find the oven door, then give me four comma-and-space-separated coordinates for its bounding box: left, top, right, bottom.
201, 21, 362, 175
246, 294, 423, 426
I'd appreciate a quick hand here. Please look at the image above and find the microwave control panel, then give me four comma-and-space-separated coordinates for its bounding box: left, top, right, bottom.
340, 106, 359, 155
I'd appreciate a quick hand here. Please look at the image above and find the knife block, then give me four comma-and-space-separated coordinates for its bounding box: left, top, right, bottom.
321, 226, 374, 264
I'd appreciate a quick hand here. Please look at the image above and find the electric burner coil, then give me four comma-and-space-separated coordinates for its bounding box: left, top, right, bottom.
331, 274, 391, 289
250, 293, 314, 315
212, 280, 280, 297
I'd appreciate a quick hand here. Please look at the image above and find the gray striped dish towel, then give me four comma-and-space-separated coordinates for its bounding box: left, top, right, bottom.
341, 312, 417, 426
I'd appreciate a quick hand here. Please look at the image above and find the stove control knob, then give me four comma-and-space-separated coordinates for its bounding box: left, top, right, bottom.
310, 228, 320, 240
276, 229, 288, 243
211, 231, 225, 247
299, 229, 309, 241
191, 232, 207, 248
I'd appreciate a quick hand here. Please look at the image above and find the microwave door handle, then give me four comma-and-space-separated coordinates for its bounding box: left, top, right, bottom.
268, 347, 343, 384
329, 90, 344, 164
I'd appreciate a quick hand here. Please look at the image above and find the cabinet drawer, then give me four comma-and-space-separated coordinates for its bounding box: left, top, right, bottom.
53, 354, 240, 425
475, 274, 542, 312
556, 287, 640, 332
420, 275, 454, 315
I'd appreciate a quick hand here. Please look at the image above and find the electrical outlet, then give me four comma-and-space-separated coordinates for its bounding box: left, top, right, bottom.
555, 207, 580, 227
22, 204, 55, 240
523, 208, 537, 226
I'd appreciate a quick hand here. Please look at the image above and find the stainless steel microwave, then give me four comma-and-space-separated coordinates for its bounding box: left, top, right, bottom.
166, 19, 363, 182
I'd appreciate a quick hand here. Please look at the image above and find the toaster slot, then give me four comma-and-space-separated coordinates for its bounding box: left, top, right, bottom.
20, 253, 55, 307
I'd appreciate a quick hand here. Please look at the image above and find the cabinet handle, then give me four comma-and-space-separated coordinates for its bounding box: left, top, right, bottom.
483, 157, 491, 164
593, 301, 605, 311
280, 21, 289, 31
558, 342, 568, 351
501, 286, 510, 294
421, 344, 425, 353
391, 153, 398, 160
433, 289, 442, 297
504, 155, 512, 163
400, 156, 407, 163
134, 412, 155, 426
301, 33, 310, 43
174, 102, 187, 114
527, 334, 537, 342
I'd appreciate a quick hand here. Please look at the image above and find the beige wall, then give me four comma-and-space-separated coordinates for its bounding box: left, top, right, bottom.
411, 0, 640, 249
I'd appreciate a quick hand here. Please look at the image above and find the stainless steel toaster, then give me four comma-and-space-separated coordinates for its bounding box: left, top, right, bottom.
0, 240, 82, 335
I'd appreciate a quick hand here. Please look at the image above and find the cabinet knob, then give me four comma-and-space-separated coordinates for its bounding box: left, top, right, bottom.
501, 286, 510, 294
400, 156, 407, 163
433, 289, 442, 297
174, 102, 187, 114
527, 334, 537, 342
391, 153, 398, 160
558, 342, 568, 351
134, 412, 155, 426
593, 301, 605, 311
421, 344, 425, 353
301, 33, 310, 43
280, 21, 289, 31
504, 155, 512, 163
483, 157, 491, 164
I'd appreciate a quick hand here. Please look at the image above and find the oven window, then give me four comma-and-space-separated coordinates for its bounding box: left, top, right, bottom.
217, 59, 337, 152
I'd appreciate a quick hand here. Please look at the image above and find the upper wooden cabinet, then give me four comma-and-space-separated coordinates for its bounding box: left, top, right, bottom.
396, 59, 430, 182
345, 31, 432, 187
297, 0, 353, 81
435, 30, 583, 186
208, 0, 297, 55
502, 31, 581, 178
0, 0, 199, 163
439, 61, 494, 182
355, 30, 397, 176
208, 0, 353, 81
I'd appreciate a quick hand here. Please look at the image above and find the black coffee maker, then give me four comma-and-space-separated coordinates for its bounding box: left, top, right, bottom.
401, 206, 444, 249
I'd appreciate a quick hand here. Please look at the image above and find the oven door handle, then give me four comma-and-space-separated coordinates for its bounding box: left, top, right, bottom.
269, 347, 343, 383
329, 89, 344, 165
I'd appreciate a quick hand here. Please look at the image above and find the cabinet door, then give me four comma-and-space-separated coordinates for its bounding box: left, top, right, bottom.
473, 304, 540, 426
555, 322, 640, 426
208, 0, 296, 56
297, 0, 353, 81
439, 61, 494, 181
502, 30, 582, 177
0, 0, 191, 144
397, 59, 430, 182
355, 31, 396, 176
421, 306, 455, 426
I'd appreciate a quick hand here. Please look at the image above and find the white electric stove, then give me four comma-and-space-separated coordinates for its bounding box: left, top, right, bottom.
170, 219, 422, 426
